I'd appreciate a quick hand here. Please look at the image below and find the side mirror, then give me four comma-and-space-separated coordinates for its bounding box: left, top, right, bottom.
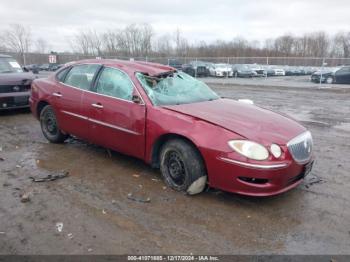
132, 95, 142, 104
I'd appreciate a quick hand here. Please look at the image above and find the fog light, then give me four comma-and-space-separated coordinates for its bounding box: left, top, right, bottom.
238, 177, 268, 184
270, 144, 282, 158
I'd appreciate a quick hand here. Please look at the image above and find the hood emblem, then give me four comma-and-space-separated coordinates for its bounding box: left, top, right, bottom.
13, 86, 20, 92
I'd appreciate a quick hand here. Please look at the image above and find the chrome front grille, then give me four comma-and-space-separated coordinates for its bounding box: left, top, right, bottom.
0, 84, 30, 93
287, 131, 313, 164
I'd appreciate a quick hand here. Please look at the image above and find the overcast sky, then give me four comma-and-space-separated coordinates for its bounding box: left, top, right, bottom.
0, 0, 349, 51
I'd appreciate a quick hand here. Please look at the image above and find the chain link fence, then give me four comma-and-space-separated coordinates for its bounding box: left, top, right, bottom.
1, 51, 350, 68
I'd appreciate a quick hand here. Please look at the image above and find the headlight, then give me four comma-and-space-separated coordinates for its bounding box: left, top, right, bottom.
270, 144, 282, 158
228, 140, 269, 161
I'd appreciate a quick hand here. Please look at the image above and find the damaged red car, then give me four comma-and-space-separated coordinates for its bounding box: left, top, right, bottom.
30, 59, 314, 196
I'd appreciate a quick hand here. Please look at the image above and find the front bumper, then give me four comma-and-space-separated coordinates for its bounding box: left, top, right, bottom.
216, 71, 234, 77
207, 154, 313, 196
237, 72, 254, 77
0, 91, 30, 110
311, 75, 327, 83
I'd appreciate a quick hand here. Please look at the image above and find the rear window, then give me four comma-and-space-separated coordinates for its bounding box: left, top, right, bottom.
63, 64, 100, 90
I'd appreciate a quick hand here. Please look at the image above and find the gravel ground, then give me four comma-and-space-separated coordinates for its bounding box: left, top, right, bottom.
0, 82, 349, 255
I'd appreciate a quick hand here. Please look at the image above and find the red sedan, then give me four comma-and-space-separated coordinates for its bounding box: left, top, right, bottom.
30, 59, 314, 196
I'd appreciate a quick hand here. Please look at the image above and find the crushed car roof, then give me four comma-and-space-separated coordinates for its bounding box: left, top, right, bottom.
71, 59, 176, 76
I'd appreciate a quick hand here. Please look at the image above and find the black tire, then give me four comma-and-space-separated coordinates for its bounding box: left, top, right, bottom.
326, 76, 334, 84
160, 139, 206, 193
40, 105, 68, 143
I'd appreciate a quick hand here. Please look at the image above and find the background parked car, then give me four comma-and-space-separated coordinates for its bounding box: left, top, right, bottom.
24, 64, 40, 74
232, 64, 255, 78
49, 64, 63, 71
285, 66, 302, 76
0, 54, 35, 110
246, 64, 265, 76
262, 65, 275, 76
168, 59, 182, 71
332, 66, 350, 83
39, 63, 51, 71
209, 63, 233, 77
311, 66, 350, 84
182, 61, 209, 77
311, 67, 340, 83
272, 67, 286, 76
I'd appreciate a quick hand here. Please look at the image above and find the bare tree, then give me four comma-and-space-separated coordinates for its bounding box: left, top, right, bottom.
35, 38, 49, 53
155, 34, 173, 56
0, 33, 8, 52
174, 28, 189, 56
74, 30, 92, 55
88, 29, 103, 56
274, 34, 294, 56
67, 23, 350, 61
102, 29, 120, 56
3, 24, 32, 64
331, 32, 350, 58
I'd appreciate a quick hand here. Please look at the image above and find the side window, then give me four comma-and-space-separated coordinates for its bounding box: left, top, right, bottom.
64, 64, 100, 90
56, 67, 70, 82
95, 67, 134, 101
337, 67, 350, 74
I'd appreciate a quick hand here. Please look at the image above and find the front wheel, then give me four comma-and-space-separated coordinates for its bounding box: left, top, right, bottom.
40, 105, 68, 143
160, 139, 207, 195
326, 76, 334, 84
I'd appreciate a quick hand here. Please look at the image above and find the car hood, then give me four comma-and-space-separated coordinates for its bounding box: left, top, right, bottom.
0, 72, 35, 85
215, 67, 232, 71
163, 98, 306, 145
313, 71, 333, 76
238, 70, 253, 73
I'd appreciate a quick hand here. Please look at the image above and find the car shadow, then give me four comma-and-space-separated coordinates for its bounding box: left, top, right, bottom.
0, 108, 31, 116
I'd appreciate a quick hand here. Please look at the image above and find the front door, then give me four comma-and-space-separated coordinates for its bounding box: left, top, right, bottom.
335, 67, 350, 84
82, 67, 146, 159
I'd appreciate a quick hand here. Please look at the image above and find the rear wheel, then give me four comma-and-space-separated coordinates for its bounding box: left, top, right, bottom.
40, 105, 68, 143
160, 139, 207, 195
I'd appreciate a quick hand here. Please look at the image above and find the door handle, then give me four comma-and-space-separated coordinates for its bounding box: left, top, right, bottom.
52, 92, 62, 97
91, 103, 103, 109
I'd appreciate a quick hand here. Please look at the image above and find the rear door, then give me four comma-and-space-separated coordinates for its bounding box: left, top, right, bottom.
82, 66, 146, 159
55, 64, 101, 140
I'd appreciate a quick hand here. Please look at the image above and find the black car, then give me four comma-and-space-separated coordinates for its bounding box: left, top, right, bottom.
331, 66, 350, 84
285, 66, 303, 76
0, 54, 35, 110
49, 64, 63, 71
232, 64, 255, 77
24, 64, 40, 74
182, 61, 209, 77
168, 59, 183, 71
310, 67, 349, 84
39, 63, 52, 71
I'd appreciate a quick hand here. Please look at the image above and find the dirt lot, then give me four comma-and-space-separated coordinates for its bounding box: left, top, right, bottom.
0, 83, 349, 255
